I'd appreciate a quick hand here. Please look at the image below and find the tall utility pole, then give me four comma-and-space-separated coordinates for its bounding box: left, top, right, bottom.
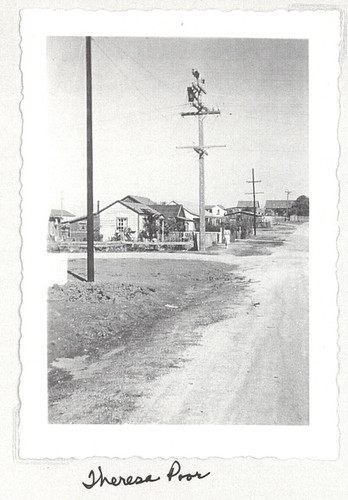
285, 190, 292, 220
60, 191, 64, 219
246, 168, 263, 236
86, 36, 94, 282
178, 70, 225, 251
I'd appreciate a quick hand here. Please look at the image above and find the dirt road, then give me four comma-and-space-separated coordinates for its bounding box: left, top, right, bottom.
130, 224, 308, 424
48, 223, 308, 425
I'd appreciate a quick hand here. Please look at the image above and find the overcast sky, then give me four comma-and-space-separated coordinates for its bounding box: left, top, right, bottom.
47, 36, 308, 216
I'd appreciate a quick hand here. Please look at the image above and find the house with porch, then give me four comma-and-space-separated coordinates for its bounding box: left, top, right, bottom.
205, 204, 226, 225
149, 204, 187, 231
167, 200, 219, 231
166, 201, 199, 231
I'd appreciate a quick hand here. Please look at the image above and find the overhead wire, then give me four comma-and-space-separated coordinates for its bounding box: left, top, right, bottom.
108, 38, 179, 97
92, 37, 170, 121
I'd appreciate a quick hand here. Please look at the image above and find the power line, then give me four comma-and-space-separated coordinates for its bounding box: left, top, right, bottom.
92, 38, 169, 121
108, 38, 178, 97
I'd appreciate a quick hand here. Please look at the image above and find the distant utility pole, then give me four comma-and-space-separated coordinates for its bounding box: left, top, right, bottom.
245, 168, 263, 236
285, 190, 292, 220
177, 69, 225, 252
60, 191, 64, 219
86, 36, 94, 282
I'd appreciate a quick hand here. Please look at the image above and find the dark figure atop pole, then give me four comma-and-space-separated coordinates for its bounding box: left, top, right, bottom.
86, 36, 94, 281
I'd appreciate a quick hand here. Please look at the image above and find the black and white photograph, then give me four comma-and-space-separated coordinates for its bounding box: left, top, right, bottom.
2, 2, 348, 498
18, 9, 340, 466
46, 36, 309, 426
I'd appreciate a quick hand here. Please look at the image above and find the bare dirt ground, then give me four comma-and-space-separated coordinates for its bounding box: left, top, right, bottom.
47, 222, 308, 425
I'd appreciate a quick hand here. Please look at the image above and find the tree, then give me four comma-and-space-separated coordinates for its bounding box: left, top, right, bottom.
143, 214, 161, 240
290, 195, 309, 216
163, 218, 185, 235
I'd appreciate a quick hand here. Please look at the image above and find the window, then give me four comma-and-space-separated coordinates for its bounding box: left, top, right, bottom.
116, 217, 128, 231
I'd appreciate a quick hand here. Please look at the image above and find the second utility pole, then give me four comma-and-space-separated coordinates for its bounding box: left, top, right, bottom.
285, 190, 292, 220
179, 69, 224, 251
246, 168, 263, 236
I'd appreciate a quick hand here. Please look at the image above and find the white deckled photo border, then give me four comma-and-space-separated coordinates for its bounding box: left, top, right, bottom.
19, 9, 340, 459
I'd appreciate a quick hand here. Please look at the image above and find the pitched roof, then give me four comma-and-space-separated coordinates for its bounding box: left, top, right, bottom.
121, 200, 161, 216
50, 209, 75, 218
265, 200, 295, 209
167, 200, 208, 217
205, 204, 225, 210
237, 200, 260, 208
61, 212, 99, 224
63, 200, 161, 224
121, 195, 156, 205
149, 204, 187, 220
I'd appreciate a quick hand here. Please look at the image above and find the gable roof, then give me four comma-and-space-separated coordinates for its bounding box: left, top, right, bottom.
265, 200, 295, 209
167, 200, 209, 218
121, 200, 161, 216
98, 199, 160, 216
237, 200, 260, 208
121, 195, 156, 205
149, 204, 187, 220
62, 199, 161, 224
205, 204, 225, 210
50, 209, 75, 218
61, 212, 100, 224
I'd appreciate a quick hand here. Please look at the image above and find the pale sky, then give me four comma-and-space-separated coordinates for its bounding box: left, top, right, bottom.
47, 37, 308, 216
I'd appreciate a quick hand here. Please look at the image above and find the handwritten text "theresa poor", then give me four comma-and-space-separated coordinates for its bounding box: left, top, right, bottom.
82, 460, 210, 489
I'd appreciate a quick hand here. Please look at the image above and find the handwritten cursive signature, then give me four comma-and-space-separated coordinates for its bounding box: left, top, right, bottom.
82, 460, 210, 489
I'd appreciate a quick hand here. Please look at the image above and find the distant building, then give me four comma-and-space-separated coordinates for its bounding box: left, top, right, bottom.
167, 201, 198, 231
149, 204, 188, 231
60, 213, 101, 241
226, 201, 261, 215
167, 201, 216, 231
205, 204, 226, 225
264, 200, 295, 217
48, 209, 75, 241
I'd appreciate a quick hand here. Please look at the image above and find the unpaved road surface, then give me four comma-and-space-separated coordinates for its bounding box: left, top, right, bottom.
129, 223, 309, 424
48, 223, 308, 425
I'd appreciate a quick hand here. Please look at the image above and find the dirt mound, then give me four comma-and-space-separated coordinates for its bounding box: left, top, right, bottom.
48, 282, 152, 303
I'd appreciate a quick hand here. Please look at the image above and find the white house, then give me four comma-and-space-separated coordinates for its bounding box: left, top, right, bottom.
205, 204, 226, 225
98, 195, 160, 241
205, 204, 226, 217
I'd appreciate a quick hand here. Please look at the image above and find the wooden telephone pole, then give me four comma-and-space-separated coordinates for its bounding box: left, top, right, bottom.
285, 190, 292, 220
246, 168, 263, 236
178, 70, 225, 252
86, 36, 94, 281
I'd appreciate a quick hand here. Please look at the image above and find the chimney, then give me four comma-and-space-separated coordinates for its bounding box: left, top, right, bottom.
97, 200, 100, 213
